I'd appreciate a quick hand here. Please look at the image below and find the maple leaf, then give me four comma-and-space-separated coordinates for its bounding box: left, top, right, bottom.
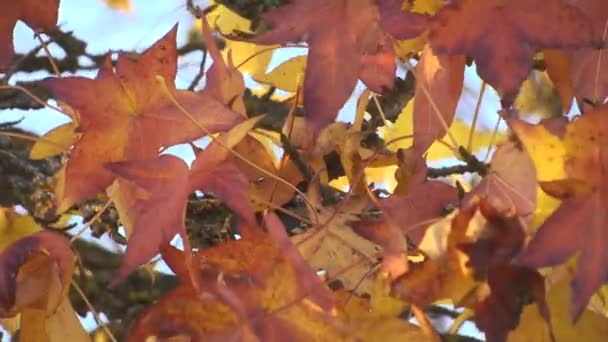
0, 0, 59, 70
508, 273, 608, 341
293, 195, 384, 294
255, 0, 426, 135
471, 265, 550, 342
200, 15, 247, 115
381, 180, 458, 244
336, 276, 429, 341
230, 135, 303, 211
42, 25, 243, 212
129, 222, 344, 341
464, 140, 537, 228
544, 0, 608, 107
106, 118, 260, 285
412, 45, 465, 154
429, 0, 593, 106
511, 104, 608, 320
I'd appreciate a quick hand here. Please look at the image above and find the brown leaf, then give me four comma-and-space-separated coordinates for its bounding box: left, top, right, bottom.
293, 195, 382, 294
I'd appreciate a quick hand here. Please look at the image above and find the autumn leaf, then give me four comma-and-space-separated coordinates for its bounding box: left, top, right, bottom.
471, 265, 549, 342
129, 226, 346, 341
200, 15, 247, 116
0, 231, 75, 317
464, 140, 537, 228
381, 179, 458, 244
29, 121, 79, 160
508, 273, 608, 341
512, 104, 608, 319
230, 135, 303, 212
336, 275, 430, 342
256, 0, 426, 135
42, 25, 243, 212
412, 45, 465, 154
106, 118, 261, 285
544, 0, 608, 107
0, 0, 59, 70
429, 0, 593, 106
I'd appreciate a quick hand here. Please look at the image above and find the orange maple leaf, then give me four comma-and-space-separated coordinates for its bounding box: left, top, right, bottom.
42, 25, 243, 212
0, 0, 59, 70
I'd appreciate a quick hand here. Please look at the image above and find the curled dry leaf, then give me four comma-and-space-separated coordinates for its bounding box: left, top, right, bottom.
0, 211, 86, 341
0, 229, 74, 316
293, 194, 382, 294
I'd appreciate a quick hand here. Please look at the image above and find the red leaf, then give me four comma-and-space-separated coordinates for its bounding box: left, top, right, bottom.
256, 0, 426, 135
412, 46, 465, 153
516, 195, 608, 321
429, 0, 592, 106
516, 104, 608, 320
105, 155, 192, 287
545, 1, 608, 106
381, 181, 459, 244
43, 25, 243, 211
0, 0, 59, 70
473, 265, 550, 342
199, 15, 246, 114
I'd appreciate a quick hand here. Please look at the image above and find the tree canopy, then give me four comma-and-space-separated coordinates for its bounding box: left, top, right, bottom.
1, 0, 608, 341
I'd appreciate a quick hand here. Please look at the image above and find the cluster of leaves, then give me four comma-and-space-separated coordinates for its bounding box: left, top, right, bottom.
1, 0, 608, 341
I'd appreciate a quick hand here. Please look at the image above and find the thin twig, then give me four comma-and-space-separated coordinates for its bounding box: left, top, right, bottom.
71, 279, 118, 342
467, 81, 486, 151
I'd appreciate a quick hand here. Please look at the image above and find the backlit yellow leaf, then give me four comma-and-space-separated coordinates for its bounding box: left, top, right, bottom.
508, 276, 608, 341
0, 208, 42, 252
510, 120, 567, 182
205, 3, 276, 78
29, 122, 78, 160
253, 55, 307, 92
